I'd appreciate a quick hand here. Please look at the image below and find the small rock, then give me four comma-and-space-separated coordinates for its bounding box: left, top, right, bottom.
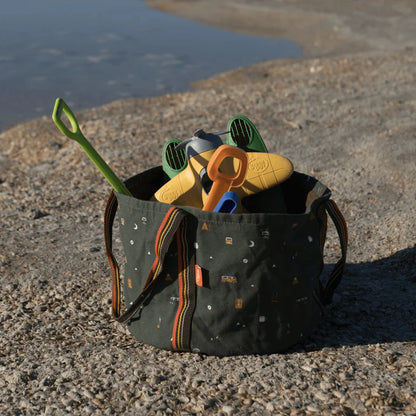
222, 405, 234, 415
283, 118, 303, 129
49, 141, 63, 150
44, 405, 58, 415
332, 390, 345, 400
315, 391, 329, 401
82, 389, 95, 400
66, 391, 81, 402
339, 372, 348, 381
319, 381, 332, 391
83, 405, 96, 414
266, 402, 274, 411
32, 209, 49, 219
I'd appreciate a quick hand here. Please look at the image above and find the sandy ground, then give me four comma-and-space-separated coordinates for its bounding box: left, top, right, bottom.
1, 1, 416, 415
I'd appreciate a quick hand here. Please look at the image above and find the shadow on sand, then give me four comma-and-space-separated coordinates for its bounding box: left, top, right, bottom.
306, 245, 416, 349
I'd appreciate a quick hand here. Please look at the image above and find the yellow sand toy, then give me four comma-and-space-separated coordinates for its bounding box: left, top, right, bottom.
153, 146, 216, 208
154, 144, 294, 211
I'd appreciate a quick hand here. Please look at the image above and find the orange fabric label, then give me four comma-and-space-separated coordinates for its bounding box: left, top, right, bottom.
195, 265, 203, 287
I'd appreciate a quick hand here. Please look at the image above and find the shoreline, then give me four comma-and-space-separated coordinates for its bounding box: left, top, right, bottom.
146, 0, 416, 58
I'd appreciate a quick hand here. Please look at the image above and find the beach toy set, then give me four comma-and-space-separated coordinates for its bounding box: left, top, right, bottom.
52, 98, 348, 356
154, 133, 294, 212
53, 98, 294, 214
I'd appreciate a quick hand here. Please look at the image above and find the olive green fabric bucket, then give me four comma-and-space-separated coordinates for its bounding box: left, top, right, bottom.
104, 167, 347, 356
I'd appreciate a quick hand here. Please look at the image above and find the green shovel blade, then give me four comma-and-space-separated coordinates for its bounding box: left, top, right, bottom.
225, 115, 268, 153
162, 138, 187, 179
52, 98, 132, 196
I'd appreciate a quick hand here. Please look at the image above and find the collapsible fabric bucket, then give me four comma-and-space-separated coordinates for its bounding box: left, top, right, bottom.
104, 167, 347, 356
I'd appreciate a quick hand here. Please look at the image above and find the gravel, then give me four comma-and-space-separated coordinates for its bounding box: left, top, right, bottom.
1, 1, 416, 415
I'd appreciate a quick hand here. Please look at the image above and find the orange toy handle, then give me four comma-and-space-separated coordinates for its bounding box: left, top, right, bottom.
203, 145, 248, 211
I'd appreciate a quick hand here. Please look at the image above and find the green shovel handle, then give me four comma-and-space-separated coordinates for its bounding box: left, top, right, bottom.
52, 98, 132, 196
52, 98, 82, 142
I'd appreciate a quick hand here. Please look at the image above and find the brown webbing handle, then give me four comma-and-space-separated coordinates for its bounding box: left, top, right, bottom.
322, 199, 348, 304
104, 191, 187, 323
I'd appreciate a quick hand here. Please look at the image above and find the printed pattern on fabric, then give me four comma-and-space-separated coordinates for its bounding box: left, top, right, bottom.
104, 169, 347, 356
189, 213, 324, 355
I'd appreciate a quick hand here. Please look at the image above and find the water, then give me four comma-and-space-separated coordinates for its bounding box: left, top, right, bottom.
0, 0, 302, 131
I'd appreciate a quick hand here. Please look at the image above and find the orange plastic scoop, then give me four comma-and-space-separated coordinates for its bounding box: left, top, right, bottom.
201, 149, 294, 212
203, 145, 248, 211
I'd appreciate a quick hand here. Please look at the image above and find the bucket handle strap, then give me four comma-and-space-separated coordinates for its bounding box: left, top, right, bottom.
104, 191, 188, 323
321, 199, 348, 304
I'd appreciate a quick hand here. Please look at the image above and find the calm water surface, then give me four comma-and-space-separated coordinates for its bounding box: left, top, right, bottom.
0, 0, 301, 131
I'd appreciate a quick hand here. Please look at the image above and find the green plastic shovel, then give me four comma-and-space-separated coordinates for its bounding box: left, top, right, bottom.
52, 98, 132, 196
